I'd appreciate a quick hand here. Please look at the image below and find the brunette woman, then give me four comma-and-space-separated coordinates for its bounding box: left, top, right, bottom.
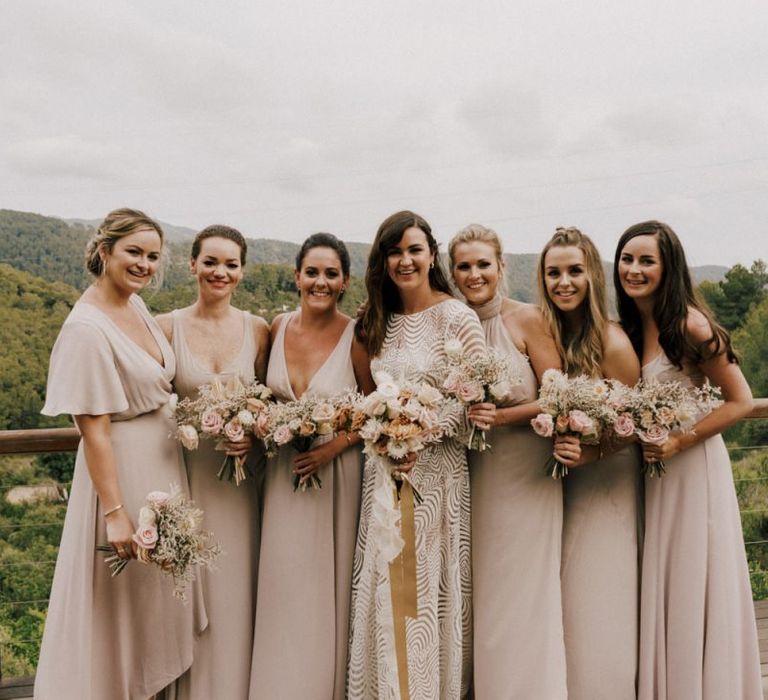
539, 227, 641, 700
449, 224, 568, 699
36, 209, 196, 699
156, 225, 269, 699
250, 233, 373, 699
348, 211, 488, 700
615, 220, 761, 699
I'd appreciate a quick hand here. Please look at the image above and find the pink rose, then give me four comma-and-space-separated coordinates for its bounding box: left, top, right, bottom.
443, 372, 462, 394
531, 413, 554, 437
253, 412, 270, 438
613, 413, 636, 438
273, 424, 294, 446
457, 380, 484, 404
132, 525, 159, 550
567, 410, 595, 435
555, 415, 570, 433
639, 424, 669, 445
223, 419, 245, 442
201, 408, 224, 435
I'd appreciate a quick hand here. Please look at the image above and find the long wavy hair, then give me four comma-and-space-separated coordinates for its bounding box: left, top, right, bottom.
356, 210, 452, 356
537, 227, 608, 377
614, 220, 736, 367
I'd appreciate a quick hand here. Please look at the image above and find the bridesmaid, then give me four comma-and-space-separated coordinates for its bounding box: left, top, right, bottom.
349, 211, 489, 700
156, 225, 269, 700
538, 227, 641, 700
250, 233, 373, 700
35, 209, 196, 699
448, 224, 567, 699
615, 221, 762, 699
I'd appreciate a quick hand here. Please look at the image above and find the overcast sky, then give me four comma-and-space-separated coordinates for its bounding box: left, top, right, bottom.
2, 0, 767, 266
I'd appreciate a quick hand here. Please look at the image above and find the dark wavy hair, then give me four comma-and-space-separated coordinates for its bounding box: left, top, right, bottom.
356, 210, 452, 356
613, 220, 736, 368
191, 225, 247, 265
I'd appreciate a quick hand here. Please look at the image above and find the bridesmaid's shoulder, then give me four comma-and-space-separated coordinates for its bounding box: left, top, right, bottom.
501, 298, 547, 331
269, 312, 287, 339
684, 306, 715, 344
245, 310, 270, 347
603, 320, 635, 354
154, 311, 174, 341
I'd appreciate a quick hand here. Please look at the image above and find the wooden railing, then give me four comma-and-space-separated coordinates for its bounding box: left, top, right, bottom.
2, 399, 766, 456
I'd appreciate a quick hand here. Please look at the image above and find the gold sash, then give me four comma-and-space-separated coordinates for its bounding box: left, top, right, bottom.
388, 480, 418, 700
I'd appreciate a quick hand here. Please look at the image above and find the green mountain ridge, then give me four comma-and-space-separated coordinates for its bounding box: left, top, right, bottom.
0, 209, 731, 299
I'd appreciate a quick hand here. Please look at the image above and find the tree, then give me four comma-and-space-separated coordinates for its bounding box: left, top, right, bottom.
701, 260, 767, 331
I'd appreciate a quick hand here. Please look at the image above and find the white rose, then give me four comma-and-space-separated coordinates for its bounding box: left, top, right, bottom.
237, 409, 255, 427
138, 505, 157, 527
167, 393, 178, 413
489, 380, 512, 402
375, 372, 400, 399
416, 384, 443, 407
361, 394, 387, 417
386, 399, 402, 419
316, 420, 334, 435
177, 424, 199, 450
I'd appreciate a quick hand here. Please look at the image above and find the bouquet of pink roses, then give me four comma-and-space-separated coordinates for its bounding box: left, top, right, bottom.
96, 484, 221, 601
172, 376, 273, 485
609, 377, 722, 477
530, 369, 618, 478
437, 339, 521, 451
262, 389, 362, 492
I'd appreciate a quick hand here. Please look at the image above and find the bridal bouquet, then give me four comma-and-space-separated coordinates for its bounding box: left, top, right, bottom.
354, 370, 456, 467
437, 339, 521, 451
262, 389, 362, 491
610, 378, 722, 477
172, 376, 273, 485
531, 369, 618, 478
96, 484, 221, 601
355, 370, 460, 571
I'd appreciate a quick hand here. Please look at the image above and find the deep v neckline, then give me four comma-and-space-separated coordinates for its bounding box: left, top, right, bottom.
178, 309, 248, 376
80, 297, 167, 369
281, 313, 348, 400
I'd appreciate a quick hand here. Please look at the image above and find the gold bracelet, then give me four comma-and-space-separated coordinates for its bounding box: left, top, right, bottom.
103, 503, 123, 518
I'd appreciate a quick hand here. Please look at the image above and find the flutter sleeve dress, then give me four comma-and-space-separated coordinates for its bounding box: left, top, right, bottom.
250, 315, 362, 700
469, 294, 568, 699
34, 295, 198, 700
347, 298, 486, 700
638, 351, 762, 699
170, 309, 263, 700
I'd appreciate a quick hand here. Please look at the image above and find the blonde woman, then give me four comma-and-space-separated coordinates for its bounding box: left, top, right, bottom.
36, 209, 196, 699
539, 227, 641, 700
449, 224, 567, 699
